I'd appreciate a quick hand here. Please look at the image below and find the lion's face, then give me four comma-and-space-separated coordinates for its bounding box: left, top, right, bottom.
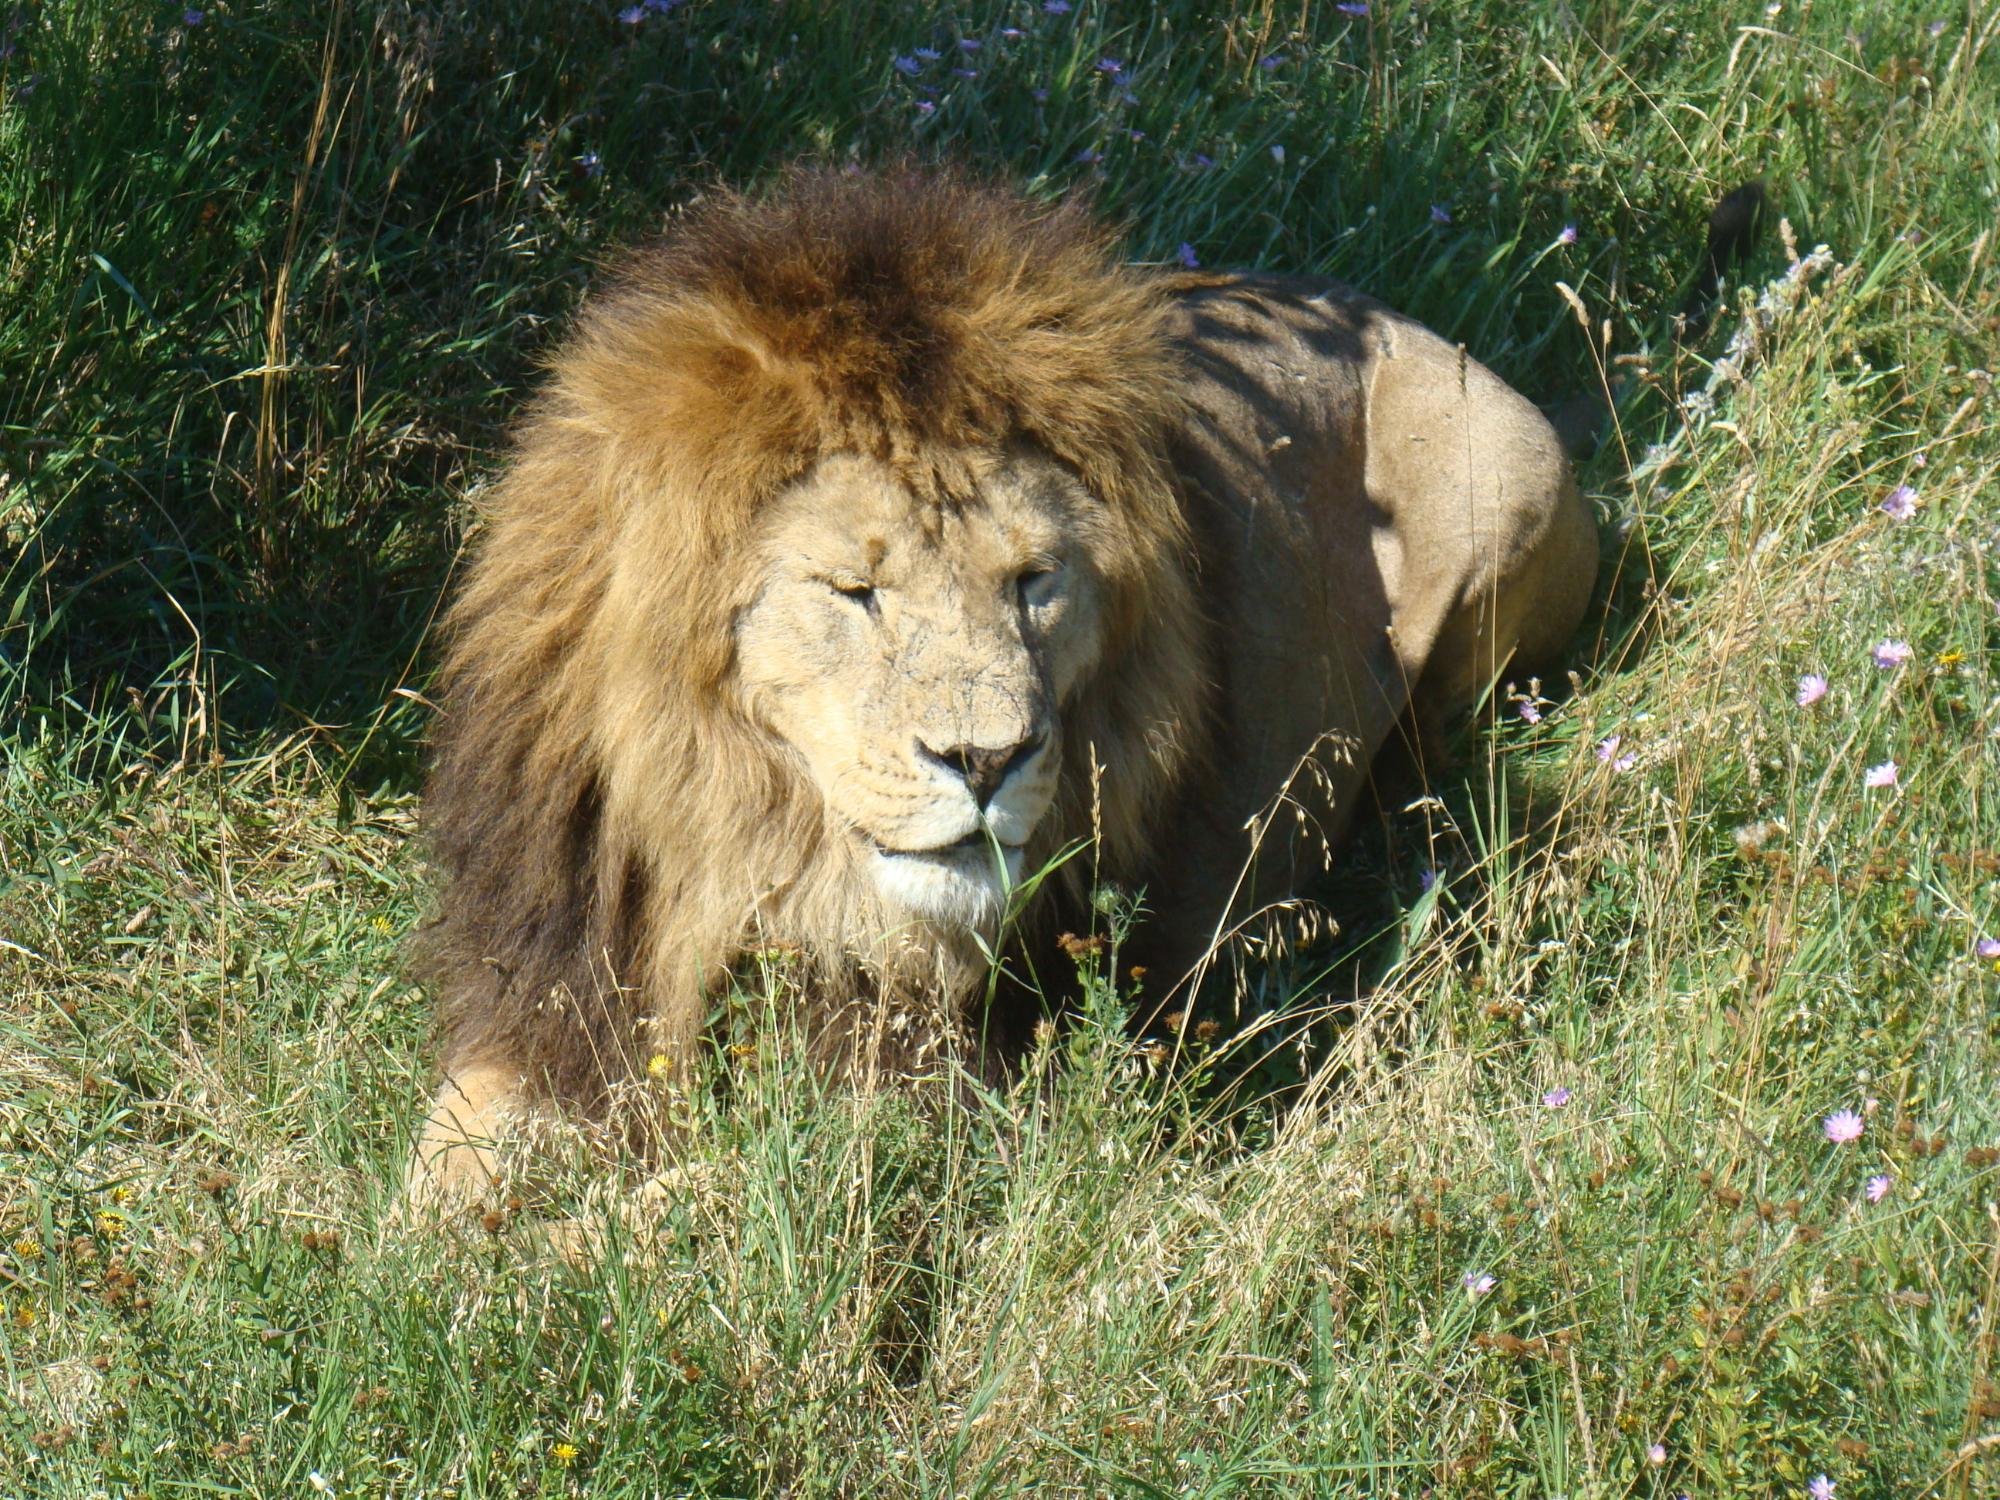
734, 448, 1111, 930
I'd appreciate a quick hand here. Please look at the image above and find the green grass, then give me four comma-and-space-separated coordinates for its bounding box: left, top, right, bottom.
3, 0, 1998, 1494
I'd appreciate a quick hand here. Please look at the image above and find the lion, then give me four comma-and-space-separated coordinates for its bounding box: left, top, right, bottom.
406, 165, 1597, 1208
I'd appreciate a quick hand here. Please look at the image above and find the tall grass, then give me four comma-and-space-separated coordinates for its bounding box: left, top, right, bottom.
2, 0, 1996, 1495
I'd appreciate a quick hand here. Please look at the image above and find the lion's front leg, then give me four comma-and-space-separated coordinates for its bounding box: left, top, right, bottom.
401, 1060, 526, 1218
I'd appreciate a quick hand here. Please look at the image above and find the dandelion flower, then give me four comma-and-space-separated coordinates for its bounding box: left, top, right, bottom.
1808, 1476, 1835, 1500
1864, 760, 1898, 789
552, 1441, 580, 1466
1865, 1173, 1891, 1202
1541, 1086, 1572, 1108
1823, 1110, 1865, 1145
1879, 484, 1918, 520
1796, 672, 1829, 707
1464, 1271, 1497, 1296
1872, 639, 1914, 669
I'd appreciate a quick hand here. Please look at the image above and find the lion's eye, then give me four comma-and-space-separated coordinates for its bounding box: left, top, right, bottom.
1015, 564, 1060, 605
828, 576, 877, 609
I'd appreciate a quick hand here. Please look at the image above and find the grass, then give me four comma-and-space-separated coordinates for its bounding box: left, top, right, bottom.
2, 0, 1997, 1494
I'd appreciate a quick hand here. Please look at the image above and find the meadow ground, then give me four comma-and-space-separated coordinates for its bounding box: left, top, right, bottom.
3, 1, 1998, 1495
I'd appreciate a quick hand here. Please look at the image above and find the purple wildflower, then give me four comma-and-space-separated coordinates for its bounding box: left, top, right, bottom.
1879, 484, 1918, 520
1031, 87, 1049, 101
1648, 1444, 1668, 1466
1796, 672, 1829, 707
1464, 1271, 1497, 1297
959, 37, 980, 50
1128, 127, 1145, 140
1000, 27, 1025, 40
1259, 53, 1285, 69
952, 67, 978, 78
1872, 639, 1914, 669
1042, 0, 1070, 11
1269, 143, 1286, 164
1075, 148, 1101, 164
893, 55, 920, 74
1419, 867, 1439, 893
1823, 1110, 1865, 1145
617, 4, 645, 21
1595, 734, 1622, 762
1431, 203, 1453, 225
1336, 1, 1369, 14
1096, 56, 1123, 74
1975, 937, 2000, 960
1541, 1086, 1572, 1109
643, 0, 681, 11
1864, 759, 1898, 790
914, 100, 936, 114
577, 151, 602, 178
1516, 699, 1542, 725
1191, 152, 1215, 169
183, 7, 204, 23
1557, 224, 1578, 246
1927, 19, 1948, 36
1865, 1173, 1891, 1202
913, 46, 940, 60
1177, 243, 1200, 269
1809, 1476, 1836, 1500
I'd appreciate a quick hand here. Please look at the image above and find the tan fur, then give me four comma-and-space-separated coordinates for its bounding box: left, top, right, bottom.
405, 167, 1595, 1208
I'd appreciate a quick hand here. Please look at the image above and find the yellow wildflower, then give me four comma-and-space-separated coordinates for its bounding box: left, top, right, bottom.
646, 1054, 671, 1079
551, 1441, 580, 1466
95, 1210, 127, 1238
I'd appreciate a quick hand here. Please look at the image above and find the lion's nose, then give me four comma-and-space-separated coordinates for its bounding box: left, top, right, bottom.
918, 732, 1046, 808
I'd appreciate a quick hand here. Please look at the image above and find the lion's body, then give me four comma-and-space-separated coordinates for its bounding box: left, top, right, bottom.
407, 170, 1595, 1207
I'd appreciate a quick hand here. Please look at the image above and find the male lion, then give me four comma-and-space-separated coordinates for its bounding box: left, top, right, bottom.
408, 166, 1596, 1207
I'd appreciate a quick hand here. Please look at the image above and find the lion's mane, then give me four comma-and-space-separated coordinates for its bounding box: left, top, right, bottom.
417, 166, 1212, 1109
